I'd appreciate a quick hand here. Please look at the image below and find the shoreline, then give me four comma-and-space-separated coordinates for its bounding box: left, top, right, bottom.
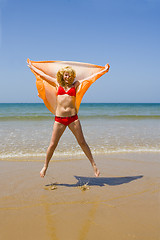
0, 151, 160, 162
0, 153, 159, 240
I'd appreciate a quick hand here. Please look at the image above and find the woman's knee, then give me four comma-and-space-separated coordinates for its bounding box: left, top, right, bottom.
49, 141, 58, 151
78, 138, 87, 147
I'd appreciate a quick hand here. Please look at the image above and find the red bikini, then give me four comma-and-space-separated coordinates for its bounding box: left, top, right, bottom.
55, 114, 78, 126
55, 86, 78, 126
57, 85, 76, 97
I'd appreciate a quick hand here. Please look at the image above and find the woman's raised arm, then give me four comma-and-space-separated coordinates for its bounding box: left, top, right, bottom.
27, 59, 58, 87
77, 64, 110, 84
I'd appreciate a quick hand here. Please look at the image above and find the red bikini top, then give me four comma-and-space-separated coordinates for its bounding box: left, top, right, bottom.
57, 86, 76, 97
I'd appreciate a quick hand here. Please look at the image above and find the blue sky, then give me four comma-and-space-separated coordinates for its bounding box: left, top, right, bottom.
0, 0, 160, 103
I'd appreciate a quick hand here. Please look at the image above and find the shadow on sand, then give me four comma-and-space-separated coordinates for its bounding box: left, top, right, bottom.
46, 175, 143, 188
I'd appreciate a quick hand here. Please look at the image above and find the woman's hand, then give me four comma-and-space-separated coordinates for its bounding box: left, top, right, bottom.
105, 64, 110, 70
27, 59, 32, 69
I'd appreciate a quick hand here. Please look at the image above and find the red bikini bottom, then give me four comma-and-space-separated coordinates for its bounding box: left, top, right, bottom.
55, 114, 78, 126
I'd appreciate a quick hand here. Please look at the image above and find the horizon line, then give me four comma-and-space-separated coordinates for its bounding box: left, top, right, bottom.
0, 102, 160, 104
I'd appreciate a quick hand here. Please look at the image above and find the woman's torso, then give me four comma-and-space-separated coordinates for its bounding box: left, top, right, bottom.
55, 84, 77, 117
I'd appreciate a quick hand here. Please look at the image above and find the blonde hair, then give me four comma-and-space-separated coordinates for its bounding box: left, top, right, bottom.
56, 66, 76, 86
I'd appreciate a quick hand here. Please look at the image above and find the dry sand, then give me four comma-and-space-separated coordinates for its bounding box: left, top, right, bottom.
0, 153, 159, 240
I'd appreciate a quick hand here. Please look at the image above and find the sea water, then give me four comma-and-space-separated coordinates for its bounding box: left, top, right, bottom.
0, 103, 160, 161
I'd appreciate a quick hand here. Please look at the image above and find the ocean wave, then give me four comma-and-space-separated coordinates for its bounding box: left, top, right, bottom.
0, 114, 160, 121
0, 115, 54, 121
0, 148, 160, 161
80, 115, 160, 120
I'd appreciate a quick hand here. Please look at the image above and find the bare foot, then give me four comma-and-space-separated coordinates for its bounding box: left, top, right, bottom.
93, 164, 100, 177
40, 166, 47, 178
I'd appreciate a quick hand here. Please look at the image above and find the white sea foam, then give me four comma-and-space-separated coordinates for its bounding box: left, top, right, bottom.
0, 148, 160, 161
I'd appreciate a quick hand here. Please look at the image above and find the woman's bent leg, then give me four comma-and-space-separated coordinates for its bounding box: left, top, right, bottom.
68, 119, 100, 177
40, 121, 66, 177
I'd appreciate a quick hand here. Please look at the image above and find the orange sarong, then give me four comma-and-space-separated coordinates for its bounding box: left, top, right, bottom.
28, 59, 110, 115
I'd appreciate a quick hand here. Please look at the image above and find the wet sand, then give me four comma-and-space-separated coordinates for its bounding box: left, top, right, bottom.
0, 153, 160, 240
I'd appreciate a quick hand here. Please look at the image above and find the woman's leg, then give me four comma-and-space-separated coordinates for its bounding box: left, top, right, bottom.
68, 119, 100, 177
40, 121, 66, 177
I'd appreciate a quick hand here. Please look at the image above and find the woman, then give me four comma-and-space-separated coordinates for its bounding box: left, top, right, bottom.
28, 60, 110, 178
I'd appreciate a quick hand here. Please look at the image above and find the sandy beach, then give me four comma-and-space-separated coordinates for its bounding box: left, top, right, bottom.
0, 152, 159, 240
